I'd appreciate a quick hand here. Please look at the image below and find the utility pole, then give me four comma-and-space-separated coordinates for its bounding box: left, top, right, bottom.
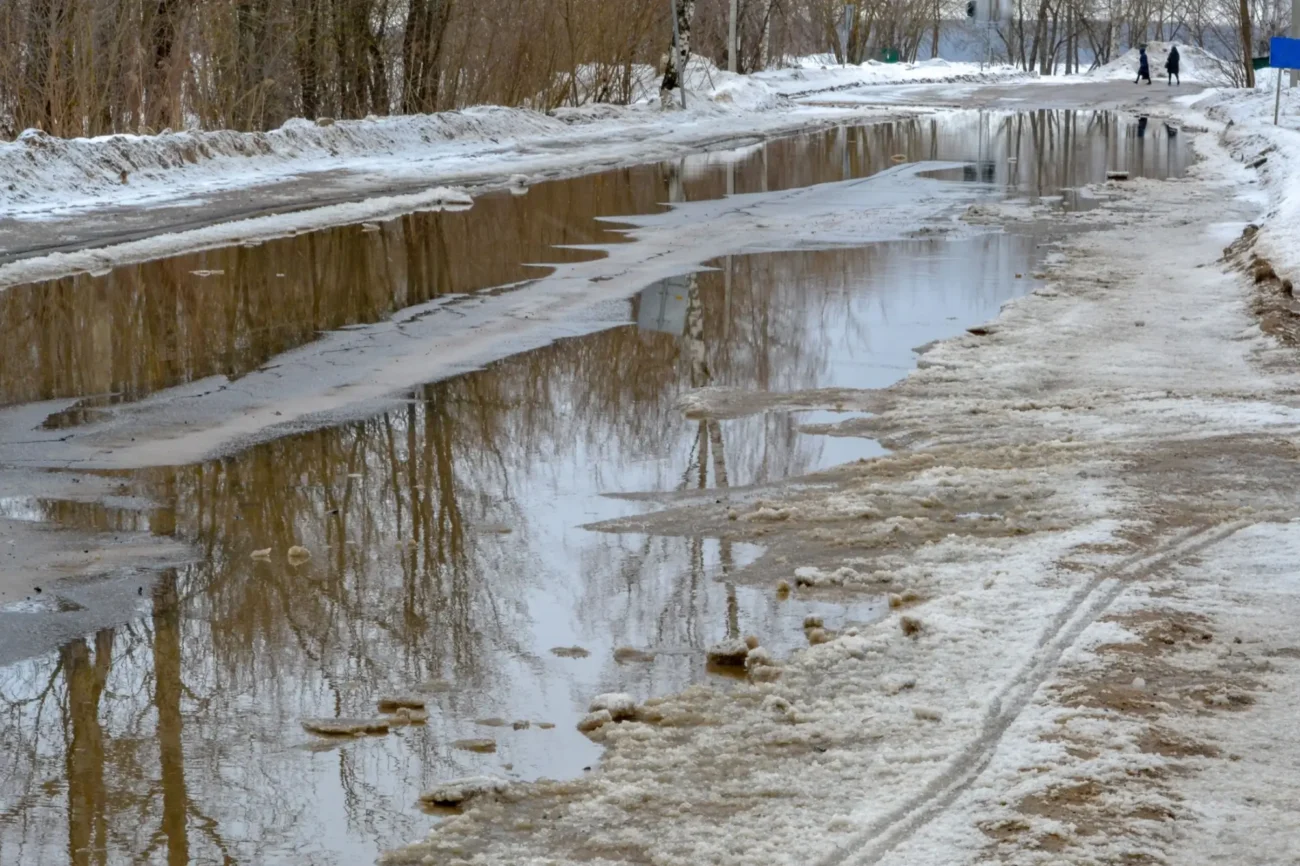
729, 0, 739, 72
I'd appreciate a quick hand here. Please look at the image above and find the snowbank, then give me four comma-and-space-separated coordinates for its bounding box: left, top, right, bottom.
0, 56, 1025, 223
0, 186, 472, 289
1191, 86, 1300, 283
570, 55, 1024, 108
0, 106, 559, 215
1088, 42, 1229, 84
758, 57, 1031, 98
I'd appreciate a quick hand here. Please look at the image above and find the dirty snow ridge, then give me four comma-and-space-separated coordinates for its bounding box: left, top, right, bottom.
0, 186, 472, 290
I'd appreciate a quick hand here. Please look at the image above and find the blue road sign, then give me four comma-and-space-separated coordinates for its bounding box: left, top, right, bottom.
1270, 36, 1300, 69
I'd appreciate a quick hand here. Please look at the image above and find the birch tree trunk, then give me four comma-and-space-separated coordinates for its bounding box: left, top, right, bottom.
660, 0, 695, 104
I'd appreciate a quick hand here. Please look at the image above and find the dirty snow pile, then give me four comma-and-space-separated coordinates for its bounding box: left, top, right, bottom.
567, 56, 784, 111
1088, 41, 1230, 84
1189, 85, 1300, 284
0, 54, 1024, 220
566, 54, 1030, 111
756, 56, 1031, 98
386, 504, 1128, 866
0, 106, 562, 214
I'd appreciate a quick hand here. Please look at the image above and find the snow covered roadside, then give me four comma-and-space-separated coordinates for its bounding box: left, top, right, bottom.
1085, 42, 1230, 85
0, 186, 470, 289
1190, 85, 1300, 283
755, 57, 1031, 98
0, 60, 1026, 228
384, 115, 1300, 864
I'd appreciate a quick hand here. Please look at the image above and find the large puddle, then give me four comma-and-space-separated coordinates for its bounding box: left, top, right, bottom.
0, 110, 1183, 864
0, 110, 1180, 412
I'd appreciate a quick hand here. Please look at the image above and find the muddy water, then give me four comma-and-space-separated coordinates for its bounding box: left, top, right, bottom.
0, 111, 1181, 865
0, 110, 1178, 413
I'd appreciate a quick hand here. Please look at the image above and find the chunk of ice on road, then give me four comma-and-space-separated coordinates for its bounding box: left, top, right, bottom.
589, 693, 637, 721
707, 638, 750, 666
420, 776, 510, 807
578, 709, 613, 733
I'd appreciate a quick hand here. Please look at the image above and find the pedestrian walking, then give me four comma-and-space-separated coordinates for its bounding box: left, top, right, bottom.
1165, 45, 1181, 85
1135, 46, 1152, 85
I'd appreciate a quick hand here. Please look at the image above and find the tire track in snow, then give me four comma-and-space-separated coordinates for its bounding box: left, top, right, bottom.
817, 519, 1253, 866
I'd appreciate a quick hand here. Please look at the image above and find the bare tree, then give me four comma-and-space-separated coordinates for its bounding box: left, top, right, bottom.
1239, 0, 1255, 85
662, 0, 696, 102
403, 0, 454, 112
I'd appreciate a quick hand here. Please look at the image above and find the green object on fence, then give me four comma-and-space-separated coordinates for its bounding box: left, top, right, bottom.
1253, 55, 1271, 70
881, 48, 900, 63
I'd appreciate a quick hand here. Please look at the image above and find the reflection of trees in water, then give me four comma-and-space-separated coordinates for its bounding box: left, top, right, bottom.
0, 170, 655, 409
573, 241, 920, 664
0, 121, 1066, 861
1, 113, 1076, 414
0, 111, 1175, 414
148, 376, 527, 698
0, 225, 1037, 862
0, 123, 873, 412
962, 110, 1183, 194
63, 630, 110, 866
0, 572, 233, 865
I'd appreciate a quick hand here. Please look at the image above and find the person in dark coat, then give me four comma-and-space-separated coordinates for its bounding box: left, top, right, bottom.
1165, 44, 1181, 85
1135, 47, 1152, 84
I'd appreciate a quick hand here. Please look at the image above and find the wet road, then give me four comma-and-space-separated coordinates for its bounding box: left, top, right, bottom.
795, 79, 1206, 110
0, 109, 1186, 864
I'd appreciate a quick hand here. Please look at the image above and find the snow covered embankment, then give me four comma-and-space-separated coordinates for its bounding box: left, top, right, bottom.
0, 58, 1023, 221
1087, 42, 1230, 85
0, 106, 561, 216
1181, 86, 1300, 285
761, 57, 1031, 99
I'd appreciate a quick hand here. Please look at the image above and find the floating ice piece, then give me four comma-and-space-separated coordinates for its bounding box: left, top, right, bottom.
614, 646, 657, 664
881, 674, 917, 695
706, 638, 750, 666
420, 776, 510, 807
589, 693, 637, 721
452, 738, 497, 753
390, 707, 429, 724
302, 717, 390, 736
744, 647, 777, 670
577, 710, 613, 733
